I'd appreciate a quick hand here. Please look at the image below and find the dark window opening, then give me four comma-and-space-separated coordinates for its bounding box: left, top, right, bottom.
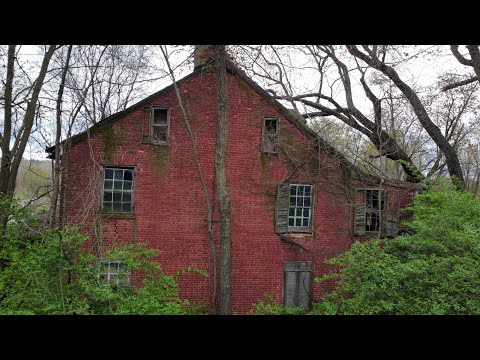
151, 107, 169, 144
365, 189, 385, 232
102, 167, 134, 213
262, 117, 279, 153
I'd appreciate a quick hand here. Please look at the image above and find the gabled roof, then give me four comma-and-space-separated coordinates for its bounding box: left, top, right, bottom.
45, 58, 411, 186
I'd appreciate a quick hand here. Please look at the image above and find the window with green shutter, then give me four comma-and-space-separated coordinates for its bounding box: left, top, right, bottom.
275, 183, 313, 233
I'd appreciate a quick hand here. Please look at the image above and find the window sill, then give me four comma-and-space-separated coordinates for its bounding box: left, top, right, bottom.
286, 228, 313, 235
98, 211, 136, 219
141, 139, 170, 146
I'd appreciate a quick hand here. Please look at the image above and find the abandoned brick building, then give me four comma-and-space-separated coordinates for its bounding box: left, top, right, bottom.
47, 46, 416, 314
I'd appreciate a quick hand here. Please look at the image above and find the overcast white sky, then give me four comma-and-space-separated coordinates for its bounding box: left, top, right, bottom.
3, 45, 474, 161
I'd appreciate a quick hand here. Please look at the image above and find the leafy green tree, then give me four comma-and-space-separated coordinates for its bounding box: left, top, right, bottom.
313, 179, 480, 315
0, 197, 207, 315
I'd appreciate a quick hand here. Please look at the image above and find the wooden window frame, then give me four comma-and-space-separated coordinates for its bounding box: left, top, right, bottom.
283, 261, 313, 310
150, 106, 170, 145
101, 166, 135, 214
261, 116, 279, 154
287, 183, 314, 233
355, 188, 387, 235
98, 260, 131, 287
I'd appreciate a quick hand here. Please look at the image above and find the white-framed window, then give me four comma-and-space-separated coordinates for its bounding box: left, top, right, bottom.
151, 107, 170, 145
261, 117, 279, 153
288, 184, 313, 230
98, 260, 131, 286
102, 167, 135, 213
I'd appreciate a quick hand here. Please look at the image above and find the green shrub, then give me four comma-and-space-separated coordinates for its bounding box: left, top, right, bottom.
249, 293, 305, 315
312, 179, 480, 315
0, 197, 206, 315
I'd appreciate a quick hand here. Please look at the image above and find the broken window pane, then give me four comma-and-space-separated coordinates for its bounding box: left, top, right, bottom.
124, 171, 133, 181
151, 108, 169, 144
153, 109, 168, 125
152, 126, 168, 143
262, 117, 279, 153
364, 189, 385, 232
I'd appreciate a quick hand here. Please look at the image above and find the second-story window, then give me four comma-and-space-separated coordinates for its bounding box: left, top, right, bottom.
151, 107, 169, 145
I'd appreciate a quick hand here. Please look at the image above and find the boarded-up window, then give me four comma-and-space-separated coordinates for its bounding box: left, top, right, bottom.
102, 167, 134, 213
261, 117, 279, 153
353, 188, 399, 237
284, 261, 313, 310
151, 107, 169, 144
275, 183, 313, 233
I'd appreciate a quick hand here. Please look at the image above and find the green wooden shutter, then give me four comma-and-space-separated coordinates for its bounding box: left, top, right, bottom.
275, 183, 290, 233
386, 189, 400, 237
354, 189, 366, 236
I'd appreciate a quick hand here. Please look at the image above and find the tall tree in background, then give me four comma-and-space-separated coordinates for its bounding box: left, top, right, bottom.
446, 45, 480, 91
346, 45, 465, 188
215, 45, 232, 315
0, 45, 57, 230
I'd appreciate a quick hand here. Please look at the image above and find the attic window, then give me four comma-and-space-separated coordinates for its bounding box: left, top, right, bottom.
261, 117, 279, 153
151, 107, 170, 145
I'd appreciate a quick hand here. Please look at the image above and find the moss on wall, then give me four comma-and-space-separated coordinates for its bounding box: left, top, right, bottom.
151, 147, 170, 180
101, 125, 121, 163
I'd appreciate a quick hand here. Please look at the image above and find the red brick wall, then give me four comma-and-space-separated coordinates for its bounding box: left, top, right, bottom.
60, 68, 415, 314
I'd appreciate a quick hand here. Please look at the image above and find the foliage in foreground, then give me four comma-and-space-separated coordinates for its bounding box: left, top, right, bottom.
0, 198, 207, 315
248, 293, 305, 315
312, 179, 480, 315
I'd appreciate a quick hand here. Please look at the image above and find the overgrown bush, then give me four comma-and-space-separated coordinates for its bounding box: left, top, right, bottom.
312, 179, 480, 315
249, 293, 305, 315
0, 197, 207, 315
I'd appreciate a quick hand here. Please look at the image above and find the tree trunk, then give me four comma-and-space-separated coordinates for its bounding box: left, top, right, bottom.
160, 45, 218, 314
0, 45, 16, 199
5, 45, 57, 196
49, 45, 73, 227
215, 45, 232, 315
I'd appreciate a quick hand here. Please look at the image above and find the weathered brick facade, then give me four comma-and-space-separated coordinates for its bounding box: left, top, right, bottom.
55, 56, 416, 314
